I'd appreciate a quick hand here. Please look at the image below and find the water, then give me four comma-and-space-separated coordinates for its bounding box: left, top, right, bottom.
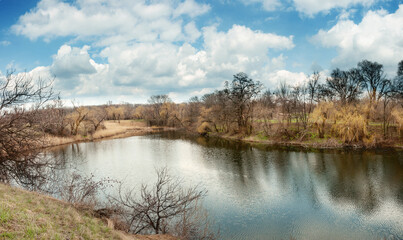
48, 131, 403, 239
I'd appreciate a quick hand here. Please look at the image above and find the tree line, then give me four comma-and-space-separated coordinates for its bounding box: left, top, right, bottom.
139, 59, 403, 146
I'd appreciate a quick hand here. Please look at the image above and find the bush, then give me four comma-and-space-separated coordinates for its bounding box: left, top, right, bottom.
331, 106, 371, 143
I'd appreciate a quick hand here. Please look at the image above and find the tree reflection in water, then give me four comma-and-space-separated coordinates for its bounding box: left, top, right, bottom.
48, 131, 403, 239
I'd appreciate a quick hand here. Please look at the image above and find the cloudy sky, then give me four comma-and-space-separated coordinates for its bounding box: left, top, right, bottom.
0, 0, 402, 104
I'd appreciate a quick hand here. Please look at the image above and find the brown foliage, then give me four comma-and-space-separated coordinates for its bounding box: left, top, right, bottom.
331, 105, 371, 143
309, 102, 335, 138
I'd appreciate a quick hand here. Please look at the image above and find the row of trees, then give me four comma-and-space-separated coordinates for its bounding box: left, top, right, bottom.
140, 60, 403, 145
39, 100, 141, 137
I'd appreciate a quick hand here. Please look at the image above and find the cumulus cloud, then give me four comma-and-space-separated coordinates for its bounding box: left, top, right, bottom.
293, 0, 377, 16
11, 0, 210, 43
99, 24, 294, 89
24, 23, 294, 100
11, 0, 300, 102
184, 21, 202, 43
266, 70, 308, 87
51, 45, 96, 80
240, 0, 282, 11
312, 5, 403, 75
240, 0, 379, 15
173, 0, 211, 18
202, 25, 294, 80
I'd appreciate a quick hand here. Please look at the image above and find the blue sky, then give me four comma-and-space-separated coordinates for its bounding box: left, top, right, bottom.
0, 0, 402, 104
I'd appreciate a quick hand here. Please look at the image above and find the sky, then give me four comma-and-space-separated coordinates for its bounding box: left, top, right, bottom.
0, 0, 402, 104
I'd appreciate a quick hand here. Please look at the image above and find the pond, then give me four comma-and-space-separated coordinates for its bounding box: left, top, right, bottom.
48, 131, 403, 240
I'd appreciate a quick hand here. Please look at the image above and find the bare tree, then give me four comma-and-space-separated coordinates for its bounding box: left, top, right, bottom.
87, 106, 107, 132
307, 71, 320, 112
57, 171, 117, 208
147, 94, 172, 126
201, 91, 233, 133
397, 60, 403, 77
111, 168, 215, 239
224, 72, 263, 133
324, 68, 363, 105
291, 84, 309, 130
39, 97, 69, 136
67, 102, 89, 135
0, 70, 56, 186
392, 60, 403, 102
274, 82, 292, 125
358, 60, 389, 105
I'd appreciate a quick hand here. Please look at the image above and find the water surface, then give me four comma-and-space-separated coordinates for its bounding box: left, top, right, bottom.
49, 132, 403, 240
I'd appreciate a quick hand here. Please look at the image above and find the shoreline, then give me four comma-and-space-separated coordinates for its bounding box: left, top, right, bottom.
203, 132, 403, 150
42, 120, 403, 151
42, 120, 176, 149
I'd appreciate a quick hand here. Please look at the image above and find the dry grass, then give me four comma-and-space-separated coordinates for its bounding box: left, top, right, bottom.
44, 120, 154, 148
0, 184, 178, 240
92, 120, 148, 139
0, 183, 121, 240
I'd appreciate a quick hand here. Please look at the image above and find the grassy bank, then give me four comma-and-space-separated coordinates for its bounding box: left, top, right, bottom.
0, 183, 121, 239
0, 184, 177, 240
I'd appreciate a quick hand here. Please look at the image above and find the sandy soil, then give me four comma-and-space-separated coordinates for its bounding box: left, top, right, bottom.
44, 120, 169, 148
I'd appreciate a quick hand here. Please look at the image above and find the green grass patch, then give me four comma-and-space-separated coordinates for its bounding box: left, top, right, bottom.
0, 232, 16, 239
0, 206, 11, 223
0, 183, 121, 240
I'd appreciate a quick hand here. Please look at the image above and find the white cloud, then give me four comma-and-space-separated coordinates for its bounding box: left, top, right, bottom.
99, 24, 294, 90
293, 0, 377, 16
184, 21, 202, 43
312, 5, 403, 75
23, 24, 294, 101
173, 0, 211, 18
11, 0, 210, 44
50, 45, 96, 81
202, 25, 293, 79
266, 70, 308, 87
240, 0, 282, 11
11, 0, 300, 102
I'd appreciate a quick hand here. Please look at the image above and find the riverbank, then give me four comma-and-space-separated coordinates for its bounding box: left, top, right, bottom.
44, 120, 403, 150
205, 132, 403, 150
44, 120, 174, 148
0, 183, 176, 240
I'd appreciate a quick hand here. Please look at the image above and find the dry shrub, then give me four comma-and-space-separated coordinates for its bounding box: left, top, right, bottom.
197, 122, 213, 135
391, 107, 403, 139
173, 200, 218, 240
58, 171, 117, 209
110, 168, 218, 239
